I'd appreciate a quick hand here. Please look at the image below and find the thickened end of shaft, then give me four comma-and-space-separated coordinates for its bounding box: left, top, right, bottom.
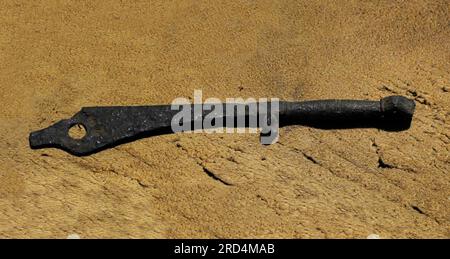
380, 96, 415, 131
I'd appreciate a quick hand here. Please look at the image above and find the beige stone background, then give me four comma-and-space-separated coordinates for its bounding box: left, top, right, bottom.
0, 0, 449, 238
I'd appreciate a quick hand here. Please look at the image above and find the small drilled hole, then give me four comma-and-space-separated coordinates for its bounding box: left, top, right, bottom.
68, 124, 87, 139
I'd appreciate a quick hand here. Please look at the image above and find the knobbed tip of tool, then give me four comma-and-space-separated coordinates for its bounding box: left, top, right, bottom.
380, 95, 415, 131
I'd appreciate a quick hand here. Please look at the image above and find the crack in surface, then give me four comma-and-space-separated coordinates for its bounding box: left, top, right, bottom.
65, 152, 153, 190
174, 142, 233, 187
301, 152, 319, 165
377, 157, 394, 169
409, 205, 442, 226
201, 165, 233, 186
283, 140, 446, 228
371, 140, 396, 169
108, 168, 151, 189
411, 205, 426, 215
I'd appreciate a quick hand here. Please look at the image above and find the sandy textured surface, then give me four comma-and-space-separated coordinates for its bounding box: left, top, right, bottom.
0, 0, 449, 238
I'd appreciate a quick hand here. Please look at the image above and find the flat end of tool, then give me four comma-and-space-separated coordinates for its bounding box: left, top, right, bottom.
380, 95, 415, 130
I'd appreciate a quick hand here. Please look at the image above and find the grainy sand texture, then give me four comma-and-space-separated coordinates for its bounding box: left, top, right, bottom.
0, 0, 449, 238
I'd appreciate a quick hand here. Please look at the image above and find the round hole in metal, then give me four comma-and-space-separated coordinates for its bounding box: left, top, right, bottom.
68, 123, 87, 140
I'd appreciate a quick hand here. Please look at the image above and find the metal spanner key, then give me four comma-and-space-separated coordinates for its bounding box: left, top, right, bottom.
29, 95, 415, 156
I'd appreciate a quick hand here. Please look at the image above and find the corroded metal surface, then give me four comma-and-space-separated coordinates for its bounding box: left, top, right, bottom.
29, 95, 415, 156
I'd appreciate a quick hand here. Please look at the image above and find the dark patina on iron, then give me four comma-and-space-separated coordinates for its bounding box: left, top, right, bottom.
29, 95, 415, 156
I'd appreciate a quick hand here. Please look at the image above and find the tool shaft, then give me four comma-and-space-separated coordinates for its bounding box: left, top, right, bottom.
282, 100, 380, 120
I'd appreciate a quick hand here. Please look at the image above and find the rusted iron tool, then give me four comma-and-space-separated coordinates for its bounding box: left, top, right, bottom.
29, 95, 415, 156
